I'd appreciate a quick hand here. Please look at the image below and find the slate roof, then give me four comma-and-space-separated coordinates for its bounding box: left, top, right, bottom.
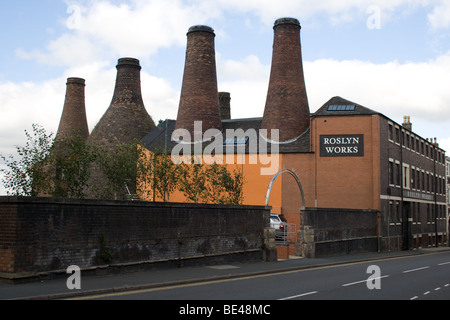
141, 118, 311, 155
313, 96, 380, 117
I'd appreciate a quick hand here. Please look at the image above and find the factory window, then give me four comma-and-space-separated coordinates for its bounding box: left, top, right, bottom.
395, 163, 401, 186
403, 164, 410, 189
422, 171, 425, 191
388, 161, 394, 185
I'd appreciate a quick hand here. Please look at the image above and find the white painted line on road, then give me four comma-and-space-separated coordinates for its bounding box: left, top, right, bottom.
424, 291, 430, 295
438, 261, 450, 266
410, 296, 418, 300
278, 291, 318, 300
445, 284, 450, 287
434, 287, 441, 291
402, 266, 430, 273
342, 275, 389, 287
342, 279, 367, 286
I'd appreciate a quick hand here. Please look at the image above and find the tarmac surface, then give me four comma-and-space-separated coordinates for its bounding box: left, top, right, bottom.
2, 247, 450, 300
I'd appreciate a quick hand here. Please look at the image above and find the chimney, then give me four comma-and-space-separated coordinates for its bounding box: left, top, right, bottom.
261, 18, 310, 143
89, 57, 156, 147
219, 92, 231, 120
55, 77, 89, 143
402, 116, 412, 131
175, 25, 222, 140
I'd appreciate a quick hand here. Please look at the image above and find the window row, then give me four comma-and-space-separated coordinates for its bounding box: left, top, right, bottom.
388, 123, 445, 164
388, 161, 446, 195
389, 201, 446, 224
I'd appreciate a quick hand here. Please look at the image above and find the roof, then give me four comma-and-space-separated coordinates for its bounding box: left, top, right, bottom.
142, 118, 311, 155
313, 96, 380, 117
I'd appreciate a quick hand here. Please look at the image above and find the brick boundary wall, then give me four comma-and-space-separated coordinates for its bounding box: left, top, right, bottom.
0, 197, 271, 282
298, 207, 379, 258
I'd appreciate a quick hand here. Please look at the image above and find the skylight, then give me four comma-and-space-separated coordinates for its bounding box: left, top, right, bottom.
327, 105, 356, 111
223, 137, 249, 146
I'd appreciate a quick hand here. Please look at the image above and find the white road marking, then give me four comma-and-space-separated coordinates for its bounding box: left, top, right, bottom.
402, 266, 429, 273
342, 275, 389, 287
279, 291, 318, 300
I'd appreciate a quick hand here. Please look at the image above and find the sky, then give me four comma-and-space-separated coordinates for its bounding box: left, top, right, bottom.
1, 0, 450, 195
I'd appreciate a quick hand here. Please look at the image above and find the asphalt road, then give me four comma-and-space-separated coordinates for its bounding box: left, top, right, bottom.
71, 250, 450, 301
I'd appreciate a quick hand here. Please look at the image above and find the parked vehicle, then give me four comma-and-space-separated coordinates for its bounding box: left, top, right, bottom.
270, 214, 287, 241
270, 214, 284, 230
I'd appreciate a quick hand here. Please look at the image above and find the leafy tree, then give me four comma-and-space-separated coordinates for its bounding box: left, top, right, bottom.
0, 124, 99, 198
151, 150, 181, 202
176, 157, 245, 205
205, 163, 245, 205
52, 134, 97, 198
91, 138, 143, 200
177, 158, 208, 203
135, 147, 180, 202
1, 124, 54, 196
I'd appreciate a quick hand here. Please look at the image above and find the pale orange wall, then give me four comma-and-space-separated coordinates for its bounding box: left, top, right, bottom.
139, 153, 284, 212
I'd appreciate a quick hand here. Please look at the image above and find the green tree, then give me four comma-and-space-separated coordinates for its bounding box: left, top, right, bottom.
176, 157, 245, 205
52, 134, 97, 198
205, 163, 245, 205
152, 150, 181, 202
1, 124, 54, 196
135, 147, 181, 202
177, 158, 208, 203
0, 124, 99, 198
92, 138, 143, 200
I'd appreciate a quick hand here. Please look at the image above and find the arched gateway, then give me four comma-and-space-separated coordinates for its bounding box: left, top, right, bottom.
265, 169, 305, 210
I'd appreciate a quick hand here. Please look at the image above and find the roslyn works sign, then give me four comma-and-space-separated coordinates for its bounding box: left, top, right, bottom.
320, 134, 364, 157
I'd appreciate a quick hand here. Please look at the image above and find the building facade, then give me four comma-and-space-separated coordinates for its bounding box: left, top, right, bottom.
51, 17, 447, 254
310, 97, 447, 251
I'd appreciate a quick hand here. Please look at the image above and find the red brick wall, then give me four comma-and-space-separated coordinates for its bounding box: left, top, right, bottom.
0, 197, 269, 276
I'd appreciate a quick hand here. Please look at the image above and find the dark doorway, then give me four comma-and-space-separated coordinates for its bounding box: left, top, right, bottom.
402, 201, 411, 250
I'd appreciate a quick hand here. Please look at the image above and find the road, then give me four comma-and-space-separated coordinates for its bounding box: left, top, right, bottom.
73, 250, 450, 301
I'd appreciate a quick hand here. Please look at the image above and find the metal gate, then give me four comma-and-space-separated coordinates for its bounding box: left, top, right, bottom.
275, 223, 297, 245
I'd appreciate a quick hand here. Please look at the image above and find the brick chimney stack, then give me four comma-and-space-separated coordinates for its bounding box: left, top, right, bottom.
219, 92, 231, 120
261, 18, 310, 142
175, 25, 222, 140
89, 57, 155, 146
55, 77, 89, 143
402, 116, 412, 131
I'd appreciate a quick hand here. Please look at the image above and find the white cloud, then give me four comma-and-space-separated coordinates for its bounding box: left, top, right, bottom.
428, 1, 450, 29
304, 54, 450, 121
302, 53, 450, 151
16, 0, 450, 69
20, 0, 223, 67
214, 0, 438, 27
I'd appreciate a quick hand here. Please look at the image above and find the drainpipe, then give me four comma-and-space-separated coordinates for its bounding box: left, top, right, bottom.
434, 143, 438, 247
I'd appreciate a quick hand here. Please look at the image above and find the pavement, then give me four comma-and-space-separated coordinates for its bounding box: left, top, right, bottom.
1, 246, 450, 300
